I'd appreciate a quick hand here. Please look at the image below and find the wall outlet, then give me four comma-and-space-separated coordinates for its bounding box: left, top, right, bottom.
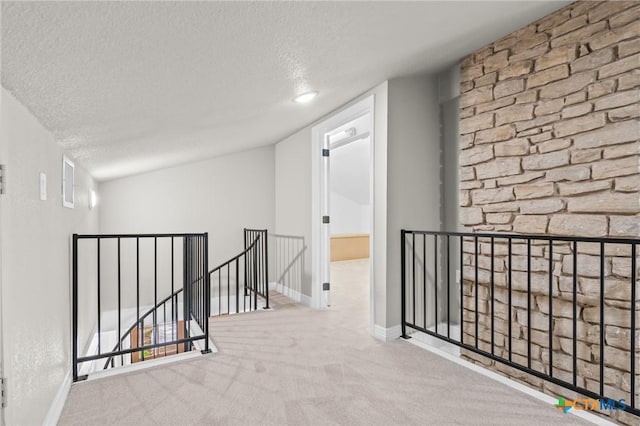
39, 172, 47, 201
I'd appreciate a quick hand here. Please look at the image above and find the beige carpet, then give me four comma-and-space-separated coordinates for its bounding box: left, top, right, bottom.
60, 259, 588, 425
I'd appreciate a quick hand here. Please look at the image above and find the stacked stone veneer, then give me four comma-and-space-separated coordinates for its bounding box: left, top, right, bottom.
458, 1, 639, 423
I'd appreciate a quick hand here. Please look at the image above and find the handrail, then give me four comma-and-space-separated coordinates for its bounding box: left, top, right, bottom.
75, 233, 208, 239
103, 233, 264, 370
209, 234, 260, 274
209, 230, 269, 313
404, 229, 640, 244
102, 288, 185, 369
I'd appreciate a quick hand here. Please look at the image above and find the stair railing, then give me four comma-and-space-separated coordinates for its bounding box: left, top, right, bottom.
209, 229, 269, 315
72, 233, 209, 382
73, 230, 271, 379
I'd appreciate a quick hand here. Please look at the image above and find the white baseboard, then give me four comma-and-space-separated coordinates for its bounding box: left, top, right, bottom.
409, 323, 461, 357
374, 324, 402, 342
269, 282, 312, 307
84, 350, 207, 383
43, 370, 71, 425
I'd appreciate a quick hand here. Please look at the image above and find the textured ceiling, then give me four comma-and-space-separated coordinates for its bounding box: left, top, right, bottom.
1, 1, 568, 181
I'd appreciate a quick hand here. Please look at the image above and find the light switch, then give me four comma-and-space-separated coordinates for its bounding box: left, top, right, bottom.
39, 172, 47, 201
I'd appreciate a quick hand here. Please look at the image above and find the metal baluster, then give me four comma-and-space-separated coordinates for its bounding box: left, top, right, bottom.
138, 238, 143, 361
154, 237, 158, 357
527, 238, 531, 369
72, 234, 79, 381
423, 234, 426, 329
401, 230, 407, 338
475, 236, 478, 349
491, 236, 494, 356
447, 235, 451, 339
183, 237, 188, 353
459, 236, 463, 345
172, 237, 177, 354
264, 230, 270, 309
413, 233, 416, 327
508, 237, 512, 362
573, 240, 578, 387
236, 259, 240, 314
434, 235, 438, 334
204, 233, 210, 353
97, 238, 101, 355
549, 240, 553, 378
631, 243, 636, 409
599, 241, 605, 396
253, 240, 258, 310
118, 238, 122, 365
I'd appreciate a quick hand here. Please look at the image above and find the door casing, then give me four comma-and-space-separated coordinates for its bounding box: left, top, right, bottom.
311, 95, 375, 331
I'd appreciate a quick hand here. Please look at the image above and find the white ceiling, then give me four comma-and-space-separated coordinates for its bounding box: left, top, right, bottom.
1, 1, 569, 181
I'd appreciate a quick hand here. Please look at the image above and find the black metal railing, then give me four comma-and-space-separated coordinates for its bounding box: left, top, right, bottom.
208, 228, 269, 315
271, 233, 306, 298
102, 287, 185, 370
72, 233, 210, 382
244, 228, 269, 309
401, 229, 639, 418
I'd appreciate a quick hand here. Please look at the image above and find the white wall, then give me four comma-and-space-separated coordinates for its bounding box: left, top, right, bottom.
330, 136, 371, 235
0, 88, 100, 425
274, 129, 313, 297
330, 192, 369, 234
386, 75, 442, 329
98, 145, 275, 309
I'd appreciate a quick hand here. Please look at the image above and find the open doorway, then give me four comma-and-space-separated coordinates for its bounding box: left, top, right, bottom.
327, 117, 372, 325
311, 96, 374, 331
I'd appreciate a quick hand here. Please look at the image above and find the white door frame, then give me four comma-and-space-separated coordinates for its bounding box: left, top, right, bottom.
0, 173, 4, 426
311, 95, 375, 332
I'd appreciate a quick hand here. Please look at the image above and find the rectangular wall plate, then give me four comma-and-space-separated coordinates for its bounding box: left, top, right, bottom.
0, 164, 5, 195
40, 172, 47, 201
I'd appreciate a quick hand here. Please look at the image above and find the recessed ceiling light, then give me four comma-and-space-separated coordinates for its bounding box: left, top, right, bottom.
293, 91, 318, 104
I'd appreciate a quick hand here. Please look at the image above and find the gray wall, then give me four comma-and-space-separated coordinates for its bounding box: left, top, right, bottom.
98, 145, 276, 310
274, 129, 313, 297
386, 75, 442, 329
0, 88, 100, 425
439, 64, 461, 233
439, 65, 461, 324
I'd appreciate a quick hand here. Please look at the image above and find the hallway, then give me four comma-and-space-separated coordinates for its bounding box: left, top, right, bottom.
60, 260, 587, 425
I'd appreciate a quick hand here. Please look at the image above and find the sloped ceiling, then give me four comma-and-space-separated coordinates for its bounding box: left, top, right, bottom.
1, 1, 568, 180
331, 137, 371, 205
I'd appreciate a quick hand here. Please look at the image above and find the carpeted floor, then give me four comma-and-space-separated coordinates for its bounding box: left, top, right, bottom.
60, 259, 588, 425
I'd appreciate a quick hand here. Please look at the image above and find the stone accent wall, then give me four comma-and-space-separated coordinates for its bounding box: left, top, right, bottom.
458, 2, 639, 423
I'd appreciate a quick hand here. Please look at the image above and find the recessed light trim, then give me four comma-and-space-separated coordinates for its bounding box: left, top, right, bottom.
293, 91, 318, 104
